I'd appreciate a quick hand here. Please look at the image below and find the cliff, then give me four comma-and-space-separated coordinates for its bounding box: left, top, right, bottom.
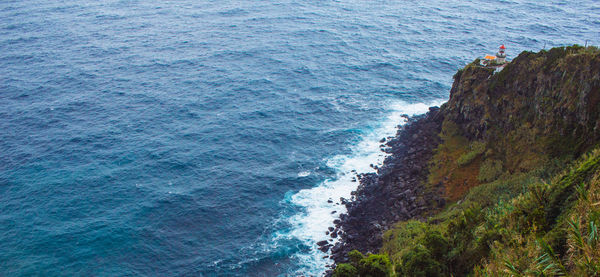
328, 45, 600, 276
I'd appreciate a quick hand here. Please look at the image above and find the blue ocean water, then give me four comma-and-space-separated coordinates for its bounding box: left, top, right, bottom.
0, 0, 598, 275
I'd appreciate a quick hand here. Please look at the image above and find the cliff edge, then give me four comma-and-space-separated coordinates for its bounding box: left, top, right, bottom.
328, 45, 600, 276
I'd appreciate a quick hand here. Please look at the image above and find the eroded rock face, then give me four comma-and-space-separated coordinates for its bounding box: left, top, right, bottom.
329, 107, 445, 264
443, 46, 600, 155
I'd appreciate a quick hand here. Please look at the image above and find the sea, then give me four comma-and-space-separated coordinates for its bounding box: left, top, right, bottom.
1, 0, 598, 276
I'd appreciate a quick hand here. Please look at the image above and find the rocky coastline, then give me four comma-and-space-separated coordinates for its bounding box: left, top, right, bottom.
320, 45, 600, 276
321, 106, 447, 273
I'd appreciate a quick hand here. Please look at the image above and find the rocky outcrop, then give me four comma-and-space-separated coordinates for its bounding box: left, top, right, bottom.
443, 46, 600, 155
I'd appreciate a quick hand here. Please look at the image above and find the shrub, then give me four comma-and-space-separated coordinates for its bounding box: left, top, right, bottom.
446, 204, 489, 275
421, 230, 449, 261
399, 245, 444, 277
381, 220, 429, 262
333, 263, 358, 277
348, 250, 364, 265
457, 141, 486, 167
478, 159, 503, 182
358, 254, 393, 277
337, 250, 393, 277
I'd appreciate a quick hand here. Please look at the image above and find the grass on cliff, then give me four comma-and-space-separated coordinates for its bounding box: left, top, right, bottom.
332, 146, 600, 277
333, 146, 600, 277
427, 120, 483, 201
428, 45, 600, 201
476, 148, 600, 276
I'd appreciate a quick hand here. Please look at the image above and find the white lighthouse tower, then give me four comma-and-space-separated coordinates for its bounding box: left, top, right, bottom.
496, 44, 507, 63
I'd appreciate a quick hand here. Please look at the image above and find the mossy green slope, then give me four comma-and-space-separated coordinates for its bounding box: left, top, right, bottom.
333, 45, 600, 276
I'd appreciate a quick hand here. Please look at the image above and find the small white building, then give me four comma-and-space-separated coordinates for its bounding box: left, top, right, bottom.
480, 45, 508, 66
496, 44, 507, 63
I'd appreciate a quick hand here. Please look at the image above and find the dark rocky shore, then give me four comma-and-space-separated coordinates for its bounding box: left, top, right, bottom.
322, 106, 446, 273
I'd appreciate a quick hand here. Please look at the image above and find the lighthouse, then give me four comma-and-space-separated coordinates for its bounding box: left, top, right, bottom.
496, 44, 507, 63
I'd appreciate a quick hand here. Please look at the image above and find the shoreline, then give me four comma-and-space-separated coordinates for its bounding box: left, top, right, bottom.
283, 101, 442, 275
321, 106, 447, 273
320, 45, 600, 276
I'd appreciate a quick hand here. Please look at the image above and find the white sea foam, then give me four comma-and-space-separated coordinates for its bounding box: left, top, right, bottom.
283, 99, 445, 275
298, 171, 311, 177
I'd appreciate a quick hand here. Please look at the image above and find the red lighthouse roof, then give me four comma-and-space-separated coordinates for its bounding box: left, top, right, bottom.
499, 44, 506, 49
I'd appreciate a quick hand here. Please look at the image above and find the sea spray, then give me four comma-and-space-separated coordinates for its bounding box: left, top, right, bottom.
281, 100, 445, 275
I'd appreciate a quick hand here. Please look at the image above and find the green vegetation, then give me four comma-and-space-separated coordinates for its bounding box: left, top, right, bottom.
427, 120, 481, 200
333, 250, 393, 277
477, 159, 503, 183
333, 263, 358, 277
457, 141, 486, 167
332, 46, 600, 276
375, 148, 600, 277
428, 45, 600, 201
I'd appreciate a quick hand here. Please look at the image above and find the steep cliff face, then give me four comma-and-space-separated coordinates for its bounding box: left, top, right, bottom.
445, 45, 600, 157
430, 46, 600, 200
330, 46, 600, 277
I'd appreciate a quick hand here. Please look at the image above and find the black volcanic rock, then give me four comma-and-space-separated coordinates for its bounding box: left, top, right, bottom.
317, 240, 329, 247
328, 107, 445, 265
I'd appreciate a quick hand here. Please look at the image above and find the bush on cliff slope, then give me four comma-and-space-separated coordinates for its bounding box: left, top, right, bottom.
379, 147, 600, 277
333, 250, 393, 277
